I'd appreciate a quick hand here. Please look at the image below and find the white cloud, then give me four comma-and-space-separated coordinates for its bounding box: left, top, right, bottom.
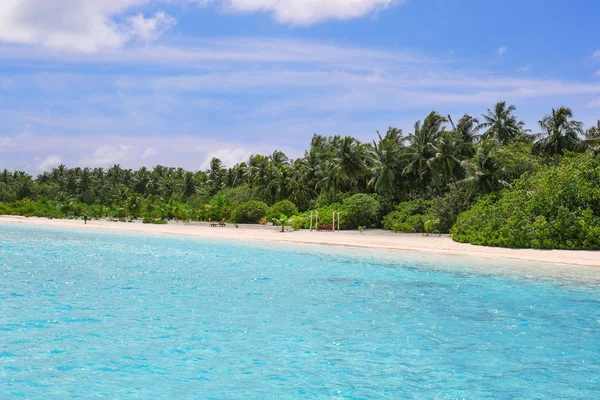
37, 155, 62, 171
0, 37, 430, 67
221, 0, 399, 25
85, 144, 132, 166
0, 132, 295, 172
142, 147, 159, 159
593, 50, 600, 58
129, 12, 177, 44
0, 0, 175, 52
497, 47, 508, 56
0, 1, 402, 52
200, 148, 253, 169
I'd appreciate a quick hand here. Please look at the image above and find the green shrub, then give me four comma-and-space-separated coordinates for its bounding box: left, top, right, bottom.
142, 216, 154, 224
452, 152, 600, 249
230, 201, 268, 224
382, 199, 433, 233
267, 200, 299, 220
153, 219, 168, 225
316, 203, 342, 224
205, 195, 231, 222
340, 194, 381, 230
431, 186, 475, 233
290, 216, 308, 231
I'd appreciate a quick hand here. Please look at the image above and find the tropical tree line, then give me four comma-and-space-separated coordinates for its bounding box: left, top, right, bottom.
1, 102, 599, 239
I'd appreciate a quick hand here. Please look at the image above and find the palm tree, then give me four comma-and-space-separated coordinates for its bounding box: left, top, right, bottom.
270, 150, 289, 166
459, 140, 511, 194
369, 127, 404, 200
207, 158, 225, 195
133, 166, 151, 195
404, 111, 447, 175
78, 167, 93, 193
268, 163, 291, 202
532, 107, 584, 156
1, 169, 11, 184
317, 159, 343, 197
335, 136, 370, 188
584, 120, 600, 153
244, 154, 271, 200
449, 114, 480, 155
125, 195, 143, 218
229, 162, 247, 187
478, 102, 527, 144
182, 171, 197, 199
426, 132, 467, 187
51, 164, 68, 191
288, 158, 315, 210
586, 120, 600, 139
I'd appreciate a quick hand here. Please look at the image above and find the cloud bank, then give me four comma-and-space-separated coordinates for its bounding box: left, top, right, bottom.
0, 0, 177, 52
220, 0, 398, 25
0, 0, 400, 51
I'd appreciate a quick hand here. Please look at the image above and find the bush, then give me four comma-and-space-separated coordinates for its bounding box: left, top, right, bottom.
285, 196, 378, 231
452, 152, 600, 249
431, 186, 475, 233
382, 199, 433, 233
315, 203, 342, 225
267, 200, 299, 220
230, 201, 268, 224
340, 194, 381, 230
204, 195, 231, 222
290, 216, 308, 231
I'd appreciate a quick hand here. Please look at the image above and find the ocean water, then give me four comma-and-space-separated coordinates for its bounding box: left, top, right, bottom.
1, 224, 599, 399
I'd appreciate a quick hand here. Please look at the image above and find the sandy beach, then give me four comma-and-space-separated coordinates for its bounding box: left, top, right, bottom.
2, 215, 600, 268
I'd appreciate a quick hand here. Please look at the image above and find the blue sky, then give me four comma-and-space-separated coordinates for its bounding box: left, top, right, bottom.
1, 0, 599, 172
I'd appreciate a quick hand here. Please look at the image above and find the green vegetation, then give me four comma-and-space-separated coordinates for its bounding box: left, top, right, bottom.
340, 194, 381, 230
1, 103, 600, 249
230, 201, 268, 224
382, 200, 433, 233
267, 200, 299, 221
452, 152, 600, 249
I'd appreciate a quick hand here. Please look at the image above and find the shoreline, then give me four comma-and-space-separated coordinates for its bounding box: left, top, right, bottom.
2, 215, 600, 268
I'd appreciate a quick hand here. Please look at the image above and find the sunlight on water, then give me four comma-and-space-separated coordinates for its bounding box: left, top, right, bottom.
1, 224, 599, 398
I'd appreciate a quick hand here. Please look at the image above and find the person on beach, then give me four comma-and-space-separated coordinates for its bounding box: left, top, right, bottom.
84, 215, 88, 224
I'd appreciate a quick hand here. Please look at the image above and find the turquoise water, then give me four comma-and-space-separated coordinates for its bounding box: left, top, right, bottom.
1, 224, 599, 399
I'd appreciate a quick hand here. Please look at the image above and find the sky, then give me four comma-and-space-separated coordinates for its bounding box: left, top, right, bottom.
1, 0, 600, 173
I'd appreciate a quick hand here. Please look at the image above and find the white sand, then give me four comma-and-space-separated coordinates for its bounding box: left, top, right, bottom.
2, 215, 600, 268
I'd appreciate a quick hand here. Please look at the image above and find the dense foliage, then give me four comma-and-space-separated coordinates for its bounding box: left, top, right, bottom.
230, 201, 268, 224
1, 104, 600, 249
339, 194, 381, 230
267, 200, 299, 221
382, 200, 433, 233
452, 153, 600, 249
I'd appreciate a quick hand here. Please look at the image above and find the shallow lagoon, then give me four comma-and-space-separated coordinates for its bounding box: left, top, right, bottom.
1, 224, 599, 398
